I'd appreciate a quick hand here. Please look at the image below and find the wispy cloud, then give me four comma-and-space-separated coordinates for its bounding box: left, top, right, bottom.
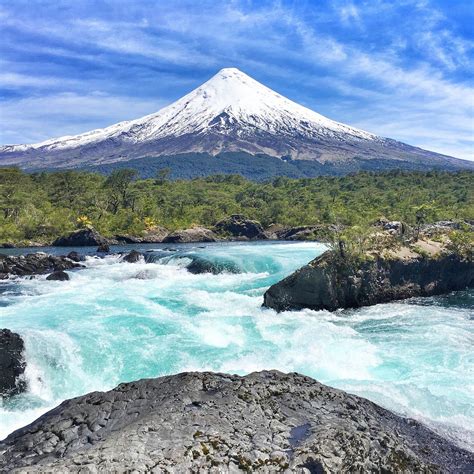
0, 92, 166, 145
338, 2, 361, 25
0, 0, 472, 159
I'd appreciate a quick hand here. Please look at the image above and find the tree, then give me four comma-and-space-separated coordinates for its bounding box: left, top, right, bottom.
104, 169, 138, 214
154, 168, 171, 185
413, 203, 437, 240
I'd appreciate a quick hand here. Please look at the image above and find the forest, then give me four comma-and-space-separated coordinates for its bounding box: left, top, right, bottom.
0, 167, 472, 245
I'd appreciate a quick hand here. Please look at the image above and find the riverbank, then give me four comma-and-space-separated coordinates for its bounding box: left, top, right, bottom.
3, 214, 472, 249
1, 217, 339, 248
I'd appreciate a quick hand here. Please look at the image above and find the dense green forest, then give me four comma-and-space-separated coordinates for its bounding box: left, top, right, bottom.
0, 167, 472, 244
81, 152, 454, 180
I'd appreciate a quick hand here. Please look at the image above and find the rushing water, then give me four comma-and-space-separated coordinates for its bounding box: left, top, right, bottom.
0, 241, 473, 450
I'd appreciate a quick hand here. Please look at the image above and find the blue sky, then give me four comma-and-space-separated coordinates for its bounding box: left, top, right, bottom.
0, 0, 473, 159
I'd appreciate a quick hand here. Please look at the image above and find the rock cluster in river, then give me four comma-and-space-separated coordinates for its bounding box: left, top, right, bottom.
0, 253, 82, 279
1, 371, 472, 472
0, 329, 26, 397
264, 249, 474, 312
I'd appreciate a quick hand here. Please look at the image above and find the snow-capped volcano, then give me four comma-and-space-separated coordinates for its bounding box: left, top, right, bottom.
0, 67, 471, 174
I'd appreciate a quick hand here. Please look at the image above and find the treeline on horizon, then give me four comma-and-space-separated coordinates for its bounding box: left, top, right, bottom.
0, 167, 473, 244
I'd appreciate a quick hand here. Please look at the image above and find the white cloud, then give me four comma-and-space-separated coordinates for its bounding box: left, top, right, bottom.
0, 92, 168, 145
339, 3, 360, 25
0, 72, 80, 89
0, 0, 472, 159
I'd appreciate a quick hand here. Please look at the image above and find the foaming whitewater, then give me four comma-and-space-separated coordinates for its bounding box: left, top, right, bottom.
0, 241, 473, 451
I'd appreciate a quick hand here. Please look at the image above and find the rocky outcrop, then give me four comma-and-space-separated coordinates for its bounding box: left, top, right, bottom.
0, 371, 471, 472
422, 220, 474, 237
163, 227, 218, 243
0, 329, 26, 397
0, 253, 82, 279
215, 214, 266, 240
46, 270, 70, 281
52, 228, 110, 247
264, 249, 474, 312
116, 226, 168, 244
374, 219, 406, 235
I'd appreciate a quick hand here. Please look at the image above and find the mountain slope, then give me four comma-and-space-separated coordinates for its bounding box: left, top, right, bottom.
1, 67, 472, 173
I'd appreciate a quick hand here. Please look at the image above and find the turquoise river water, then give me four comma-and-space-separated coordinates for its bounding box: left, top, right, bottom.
0, 241, 473, 450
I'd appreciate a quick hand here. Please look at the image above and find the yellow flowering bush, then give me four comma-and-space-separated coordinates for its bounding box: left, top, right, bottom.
144, 217, 157, 230
76, 215, 92, 228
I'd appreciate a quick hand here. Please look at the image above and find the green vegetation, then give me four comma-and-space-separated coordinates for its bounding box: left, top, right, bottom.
0, 167, 472, 245
445, 226, 474, 261
83, 152, 451, 181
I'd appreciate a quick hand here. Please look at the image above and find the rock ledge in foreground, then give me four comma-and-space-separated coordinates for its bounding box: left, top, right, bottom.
264, 249, 474, 312
1, 371, 472, 472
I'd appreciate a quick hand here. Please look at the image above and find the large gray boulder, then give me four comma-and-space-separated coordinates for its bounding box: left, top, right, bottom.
163, 227, 218, 243
264, 249, 474, 312
0, 329, 26, 397
53, 228, 109, 247
0, 371, 472, 472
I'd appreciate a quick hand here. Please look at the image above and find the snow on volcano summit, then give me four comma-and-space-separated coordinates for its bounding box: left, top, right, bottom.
0, 67, 470, 172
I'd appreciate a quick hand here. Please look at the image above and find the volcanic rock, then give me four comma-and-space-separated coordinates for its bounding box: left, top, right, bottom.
0, 253, 81, 278
0, 329, 26, 397
0, 371, 472, 472
46, 270, 70, 281
122, 250, 143, 263
264, 249, 474, 312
